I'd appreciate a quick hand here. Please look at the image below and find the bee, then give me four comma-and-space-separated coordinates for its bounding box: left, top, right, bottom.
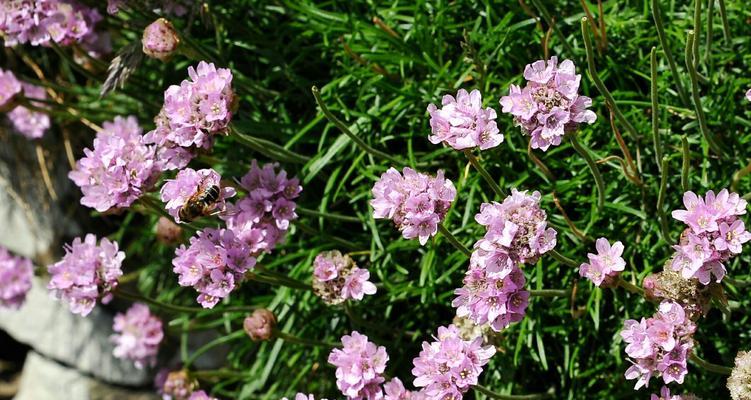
178, 181, 221, 222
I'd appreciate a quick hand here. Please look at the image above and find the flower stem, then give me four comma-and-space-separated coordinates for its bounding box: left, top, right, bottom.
529, 289, 570, 298
685, 30, 723, 156
474, 384, 553, 400
657, 156, 672, 244
464, 150, 506, 198
311, 86, 404, 166
230, 126, 310, 164
689, 353, 733, 375
437, 224, 472, 258
650, 47, 663, 171
297, 207, 361, 223
569, 133, 605, 212
717, 0, 731, 45
249, 267, 311, 291
114, 289, 206, 314
548, 249, 579, 269
191, 369, 250, 380
650, 0, 691, 107
274, 329, 337, 348
616, 276, 644, 296
528, 0, 575, 57
185, 330, 245, 368
681, 135, 691, 192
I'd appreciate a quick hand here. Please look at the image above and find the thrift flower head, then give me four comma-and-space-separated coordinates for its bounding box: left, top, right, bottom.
312, 250, 376, 305
283, 395, 328, 400
0, 68, 21, 109
384, 378, 425, 400
159, 369, 197, 400
746, 89, 751, 102
371, 167, 456, 245
243, 308, 276, 341
172, 228, 255, 308
188, 391, 218, 400
643, 268, 709, 320
156, 216, 183, 244
0, 0, 102, 47
328, 331, 388, 400
0, 246, 33, 309
728, 350, 751, 400
427, 89, 503, 150
579, 237, 626, 287
8, 83, 51, 139
142, 18, 180, 61
111, 303, 164, 369
223, 161, 301, 253
500, 56, 596, 151
411, 324, 495, 398
160, 168, 235, 223
651, 386, 702, 400
670, 189, 750, 284
69, 116, 159, 212
621, 301, 696, 389
47, 234, 125, 316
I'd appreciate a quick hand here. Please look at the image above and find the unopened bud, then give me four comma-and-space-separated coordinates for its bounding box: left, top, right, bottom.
243, 309, 276, 341
156, 216, 182, 244
142, 18, 180, 61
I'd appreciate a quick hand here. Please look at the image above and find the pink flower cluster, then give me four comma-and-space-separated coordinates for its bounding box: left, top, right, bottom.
411, 324, 495, 398
111, 303, 164, 369
383, 378, 424, 400
0, 68, 21, 108
579, 237, 626, 287
328, 331, 389, 400
69, 116, 159, 212
188, 391, 218, 400
47, 234, 125, 316
0, 0, 102, 47
621, 302, 696, 389
144, 62, 234, 170
371, 167, 456, 245
283, 395, 327, 400
172, 228, 256, 308
8, 83, 51, 139
746, 89, 751, 102
0, 246, 33, 309
475, 189, 557, 265
160, 168, 235, 223
651, 386, 701, 400
500, 56, 596, 151
223, 161, 301, 253
427, 89, 503, 150
670, 189, 750, 285
312, 250, 376, 305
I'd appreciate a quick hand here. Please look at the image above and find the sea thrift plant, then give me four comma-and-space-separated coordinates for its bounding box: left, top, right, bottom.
651, 386, 701, 400
283, 395, 326, 400
142, 18, 180, 61
621, 301, 696, 389
172, 228, 255, 308
670, 189, 750, 284
411, 324, 495, 398
0, 0, 103, 47
499, 56, 596, 151
642, 269, 709, 320
579, 237, 626, 287
426, 89, 503, 150
312, 250, 376, 305
328, 331, 388, 400
188, 391, 218, 400
111, 303, 164, 369
0, 246, 33, 309
159, 369, 197, 400
69, 116, 159, 212
8, 83, 51, 139
371, 167, 456, 245
47, 234, 125, 316
160, 168, 235, 223
728, 350, 751, 400
0, 68, 21, 109
384, 378, 424, 400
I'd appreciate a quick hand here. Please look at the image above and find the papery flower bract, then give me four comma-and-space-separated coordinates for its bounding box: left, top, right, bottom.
728, 350, 751, 400
328, 331, 388, 400
8, 83, 51, 139
371, 167, 456, 245
0, 246, 33, 309
500, 56, 596, 151
0, 68, 21, 109
579, 237, 626, 287
160, 167, 234, 223
172, 228, 255, 308
427, 89, 503, 150
312, 250, 376, 304
142, 18, 179, 61
111, 303, 164, 369
69, 116, 159, 212
47, 234, 125, 316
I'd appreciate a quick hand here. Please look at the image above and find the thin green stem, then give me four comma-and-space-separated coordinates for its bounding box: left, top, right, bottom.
137, 196, 200, 232
650, 47, 663, 171
617, 276, 644, 296
250, 267, 311, 291
115, 289, 206, 314
705, 0, 714, 68
651, 0, 691, 106
657, 156, 672, 244
528, 0, 575, 56
569, 133, 605, 212
191, 369, 251, 380
464, 150, 506, 198
474, 384, 553, 400
185, 330, 245, 368
692, 0, 702, 71
437, 224, 472, 258
732, 160, 751, 193
230, 126, 310, 164
297, 207, 361, 223
685, 30, 723, 155
717, 0, 731, 45
529, 289, 570, 298
311, 86, 404, 166
548, 249, 579, 269
681, 136, 691, 192
274, 330, 337, 348
295, 221, 359, 249
689, 353, 733, 375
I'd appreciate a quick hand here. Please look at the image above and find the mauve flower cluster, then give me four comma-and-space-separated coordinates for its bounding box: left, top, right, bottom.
411, 324, 495, 398
670, 189, 750, 285
47, 234, 124, 316
0, 246, 33, 309
642, 269, 710, 321
651, 386, 701, 400
144, 61, 234, 170
427, 89, 503, 150
187, 391, 218, 400
371, 167, 456, 245
8, 83, 51, 139
383, 378, 425, 400
172, 228, 256, 308
579, 237, 626, 287
160, 168, 234, 223
69, 116, 159, 212
158, 369, 197, 400
0, 0, 102, 47
111, 303, 164, 369
0, 68, 21, 108
621, 301, 696, 389
746, 89, 751, 102
328, 331, 389, 400
283, 395, 327, 400
500, 56, 596, 151
728, 350, 751, 400
312, 250, 376, 305
223, 161, 301, 254
475, 188, 557, 265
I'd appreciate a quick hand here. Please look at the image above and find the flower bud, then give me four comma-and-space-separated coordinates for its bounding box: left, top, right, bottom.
142, 18, 180, 61
729, 351, 751, 400
156, 216, 182, 244
243, 309, 276, 341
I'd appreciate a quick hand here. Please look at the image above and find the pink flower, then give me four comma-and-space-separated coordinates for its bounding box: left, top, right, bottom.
0, 0, 102, 47
383, 378, 424, 400
341, 268, 377, 301
500, 57, 596, 151
47, 234, 125, 316
0, 68, 21, 108
715, 220, 751, 254
283, 394, 327, 400
579, 237, 626, 287
111, 303, 164, 369
371, 167, 456, 245
312, 251, 376, 304
650, 386, 701, 400
427, 89, 503, 150
328, 331, 388, 400
160, 168, 235, 223
188, 390, 218, 400
0, 246, 33, 309
747, 89, 751, 102
8, 83, 51, 139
